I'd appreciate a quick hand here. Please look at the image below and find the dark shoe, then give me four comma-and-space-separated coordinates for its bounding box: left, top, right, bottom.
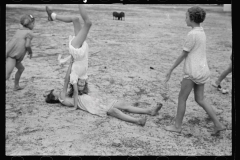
46, 6, 53, 21
211, 81, 222, 90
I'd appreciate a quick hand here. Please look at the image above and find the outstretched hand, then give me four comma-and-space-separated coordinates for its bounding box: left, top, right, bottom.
28, 53, 32, 59
164, 70, 172, 84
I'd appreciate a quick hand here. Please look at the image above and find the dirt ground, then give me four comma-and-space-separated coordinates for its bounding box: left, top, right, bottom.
5, 4, 232, 156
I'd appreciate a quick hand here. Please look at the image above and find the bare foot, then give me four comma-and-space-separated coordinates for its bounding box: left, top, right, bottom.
13, 86, 25, 91
165, 125, 182, 133
138, 117, 147, 127
150, 103, 163, 116
211, 126, 226, 136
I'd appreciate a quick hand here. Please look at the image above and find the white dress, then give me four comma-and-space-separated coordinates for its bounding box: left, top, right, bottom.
69, 35, 89, 84
78, 94, 117, 117
182, 27, 210, 84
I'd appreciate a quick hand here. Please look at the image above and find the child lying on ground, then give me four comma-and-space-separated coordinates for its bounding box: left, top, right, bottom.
44, 58, 163, 126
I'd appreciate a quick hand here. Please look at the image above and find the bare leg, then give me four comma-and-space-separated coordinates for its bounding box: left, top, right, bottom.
194, 83, 225, 134
165, 78, 194, 133
71, 4, 92, 49
55, 15, 82, 36
6, 57, 16, 80
114, 101, 162, 116
46, 6, 82, 36
215, 62, 232, 86
107, 108, 147, 126
14, 62, 25, 91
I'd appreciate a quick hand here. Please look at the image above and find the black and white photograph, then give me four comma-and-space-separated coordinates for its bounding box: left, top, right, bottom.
6, 3, 232, 156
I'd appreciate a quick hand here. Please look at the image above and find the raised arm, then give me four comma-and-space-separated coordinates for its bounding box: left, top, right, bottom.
73, 83, 78, 109
62, 57, 74, 95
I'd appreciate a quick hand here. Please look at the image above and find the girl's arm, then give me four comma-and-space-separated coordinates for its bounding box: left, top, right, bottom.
164, 50, 189, 83
73, 83, 79, 109
25, 39, 33, 58
25, 33, 33, 59
169, 50, 188, 72
59, 59, 75, 107
59, 56, 74, 103
62, 58, 73, 96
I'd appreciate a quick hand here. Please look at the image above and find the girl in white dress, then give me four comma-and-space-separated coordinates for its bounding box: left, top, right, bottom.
46, 4, 91, 109
164, 6, 225, 135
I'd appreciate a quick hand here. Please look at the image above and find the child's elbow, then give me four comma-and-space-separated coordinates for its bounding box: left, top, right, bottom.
86, 20, 92, 27
74, 89, 78, 95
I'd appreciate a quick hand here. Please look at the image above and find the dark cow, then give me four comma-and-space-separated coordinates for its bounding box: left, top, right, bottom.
113, 12, 119, 20
119, 12, 125, 21
112, 11, 125, 21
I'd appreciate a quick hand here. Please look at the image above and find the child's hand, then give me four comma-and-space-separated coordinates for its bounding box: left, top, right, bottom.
164, 70, 172, 84
27, 53, 32, 59
29, 53, 32, 59
163, 82, 169, 91
70, 56, 74, 64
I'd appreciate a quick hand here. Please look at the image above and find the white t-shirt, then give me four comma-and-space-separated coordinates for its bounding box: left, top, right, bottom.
182, 27, 210, 84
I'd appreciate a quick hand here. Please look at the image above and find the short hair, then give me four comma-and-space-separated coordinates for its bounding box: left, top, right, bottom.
188, 6, 206, 23
45, 89, 60, 104
20, 14, 35, 27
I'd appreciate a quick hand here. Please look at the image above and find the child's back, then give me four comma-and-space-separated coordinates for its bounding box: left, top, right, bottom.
6, 29, 33, 62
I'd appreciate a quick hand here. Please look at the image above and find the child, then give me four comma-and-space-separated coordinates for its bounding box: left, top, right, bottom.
44, 59, 163, 126
46, 4, 92, 109
6, 14, 35, 91
212, 53, 232, 94
164, 6, 225, 135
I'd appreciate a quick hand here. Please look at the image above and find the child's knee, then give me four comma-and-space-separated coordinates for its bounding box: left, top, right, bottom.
178, 94, 188, 102
18, 66, 25, 72
115, 101, 127, 108
72, 17, 80, 23
107, 108, 119, 116
195, 97, 204, 106
85, 20, 92, 27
